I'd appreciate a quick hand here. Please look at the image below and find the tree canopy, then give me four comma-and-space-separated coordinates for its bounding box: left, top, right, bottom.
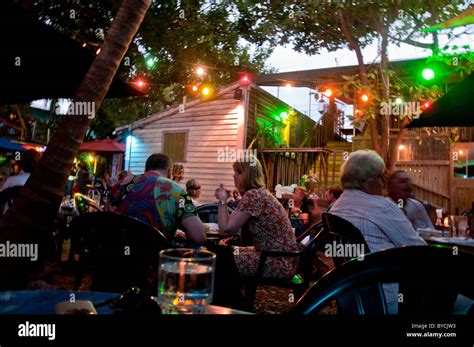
17, 0, 274, 139
234, 0, 471, 168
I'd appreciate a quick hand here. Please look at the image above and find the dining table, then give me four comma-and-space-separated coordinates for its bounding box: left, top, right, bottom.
417, 228, 474, 255
0, 290, 252, 315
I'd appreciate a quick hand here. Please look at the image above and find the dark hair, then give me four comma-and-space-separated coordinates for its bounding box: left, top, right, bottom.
387, 170, 407, 186
20, 149, 40, 173
329, 185, 343, 199
145, 153, 173, 172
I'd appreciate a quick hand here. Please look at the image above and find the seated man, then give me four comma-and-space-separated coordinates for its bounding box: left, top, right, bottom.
116, 153, 206, 245
329, 150, 426, 314
386, 170, 434, 230
326, 184, 343, 211
2, 149, 40, 190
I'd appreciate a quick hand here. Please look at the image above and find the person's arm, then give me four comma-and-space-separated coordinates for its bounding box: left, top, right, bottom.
181, 215, 206, 245
218, 204, 250, 234
381, 201, 427, 246
412, 199, 435, 229
215, 185, 250, 234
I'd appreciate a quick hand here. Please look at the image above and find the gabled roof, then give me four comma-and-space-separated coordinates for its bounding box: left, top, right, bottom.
114, 81, 241, 133
114, 81, 310, 134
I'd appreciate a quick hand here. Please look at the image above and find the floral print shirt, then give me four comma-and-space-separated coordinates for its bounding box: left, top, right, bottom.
233, 188, 299, 279
116, 171, 197, 241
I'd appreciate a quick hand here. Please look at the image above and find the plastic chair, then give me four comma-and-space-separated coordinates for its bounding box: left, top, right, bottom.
0, 186, 22, 217
196, 203, 233, 223
74, 193, 103, 215
290, 245, 474, 315
68, 212, 170, 294
196, 203, 247, 244
321, 212, 370, 267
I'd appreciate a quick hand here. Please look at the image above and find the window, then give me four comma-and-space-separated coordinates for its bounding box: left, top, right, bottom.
163, 131, 187, 162
453, 148, 474, 179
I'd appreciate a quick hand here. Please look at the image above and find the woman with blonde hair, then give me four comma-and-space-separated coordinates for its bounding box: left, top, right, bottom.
215, 155, 298, 280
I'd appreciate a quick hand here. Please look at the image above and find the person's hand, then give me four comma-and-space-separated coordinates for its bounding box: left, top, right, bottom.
215, 184, 230, 201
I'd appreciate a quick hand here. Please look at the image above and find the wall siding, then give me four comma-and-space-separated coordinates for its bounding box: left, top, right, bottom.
127, 91, 242, 204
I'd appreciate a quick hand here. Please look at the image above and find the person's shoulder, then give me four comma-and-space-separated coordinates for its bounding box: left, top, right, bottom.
163, 177, 187, 195
243, 187, 269, 199
407, 198, 426, 210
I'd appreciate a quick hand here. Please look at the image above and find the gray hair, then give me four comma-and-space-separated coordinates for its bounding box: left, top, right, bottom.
340, 150, 385, 190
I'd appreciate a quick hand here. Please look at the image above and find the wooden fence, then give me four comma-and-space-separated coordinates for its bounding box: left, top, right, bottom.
394, 161, 450, 210
260, 148, 335, 196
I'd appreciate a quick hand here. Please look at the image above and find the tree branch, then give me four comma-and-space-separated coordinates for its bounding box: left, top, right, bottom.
336, 8, 381, 154
387, 34, 436, 50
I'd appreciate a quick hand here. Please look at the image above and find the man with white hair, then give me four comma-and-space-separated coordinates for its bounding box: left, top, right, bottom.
329, 150, 426, 313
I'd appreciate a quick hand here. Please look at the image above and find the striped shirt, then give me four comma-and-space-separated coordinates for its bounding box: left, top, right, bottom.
330, 189, 426, 313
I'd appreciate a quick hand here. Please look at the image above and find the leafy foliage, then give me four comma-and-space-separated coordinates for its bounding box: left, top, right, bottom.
18, 0, 274, 138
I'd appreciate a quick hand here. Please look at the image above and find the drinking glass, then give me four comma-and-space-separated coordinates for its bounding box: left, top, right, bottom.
456, 216, 468, 238
157, 248, 216, 314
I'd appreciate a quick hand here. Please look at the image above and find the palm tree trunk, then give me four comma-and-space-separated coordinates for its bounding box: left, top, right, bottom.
0, 0, 152, 263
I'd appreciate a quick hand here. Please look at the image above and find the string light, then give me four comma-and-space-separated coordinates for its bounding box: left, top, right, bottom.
323, 88, 333, 98
135, 79, 145, 88
196, 66, 205, 77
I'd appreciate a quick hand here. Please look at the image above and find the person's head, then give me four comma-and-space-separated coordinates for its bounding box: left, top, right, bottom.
387, 170, 412, 202
145, 153, 173, 177
340, 150, 386, 196
232, 155, 265, 194
294, 186, 308, 203
327, 185, 343, 203
20, 149, 40, 173
186, 179, 201, 199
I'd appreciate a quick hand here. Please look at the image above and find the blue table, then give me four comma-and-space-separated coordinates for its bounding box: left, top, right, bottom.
0, 290, 116, 314
0, 291, 251, 314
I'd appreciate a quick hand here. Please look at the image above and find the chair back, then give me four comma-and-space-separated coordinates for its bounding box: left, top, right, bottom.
0, 186, 22, 217
291, 245, 474, 315
196, 203, 233, 223
197, 203, 244, 241
74, 193, 103, 214
321, 212, 370, 266
69, 212, 170, 293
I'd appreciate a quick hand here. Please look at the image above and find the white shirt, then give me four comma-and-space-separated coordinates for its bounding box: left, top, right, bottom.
2, 170, 30, 191
330, 189, 426, 252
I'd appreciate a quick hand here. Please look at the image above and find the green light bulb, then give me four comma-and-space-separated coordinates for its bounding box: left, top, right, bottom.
146, 58, 155, 68
422, 68, 435, 81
